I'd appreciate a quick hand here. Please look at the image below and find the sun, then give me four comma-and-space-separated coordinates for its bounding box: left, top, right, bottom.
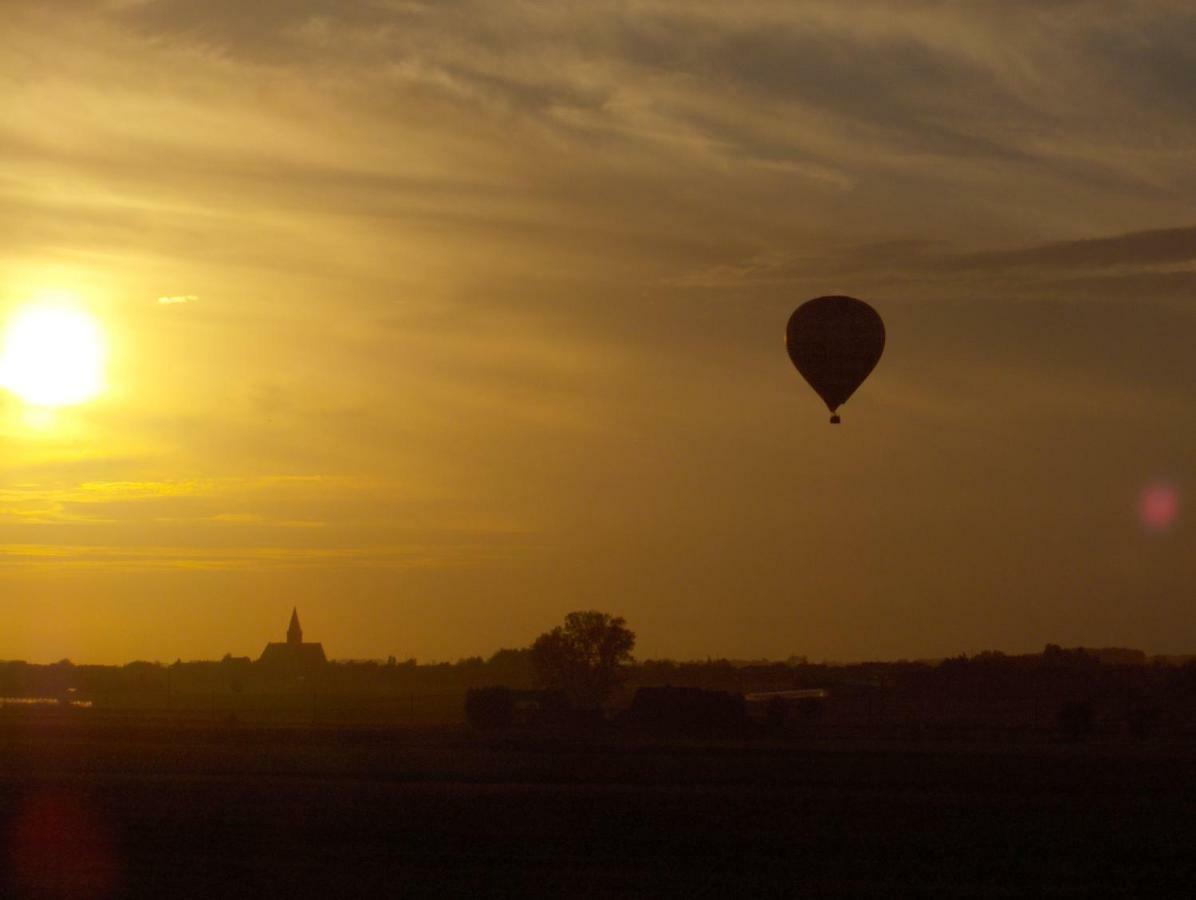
0, 304, 106, 407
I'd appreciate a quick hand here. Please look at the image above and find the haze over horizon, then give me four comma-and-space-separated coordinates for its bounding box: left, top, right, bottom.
3, 1, 1196, 665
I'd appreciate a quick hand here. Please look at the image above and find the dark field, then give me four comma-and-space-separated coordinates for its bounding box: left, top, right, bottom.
2, 714, 1194, 898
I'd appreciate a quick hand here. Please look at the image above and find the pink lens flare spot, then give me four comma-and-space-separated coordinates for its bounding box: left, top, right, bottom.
1138, 483, 1179, 533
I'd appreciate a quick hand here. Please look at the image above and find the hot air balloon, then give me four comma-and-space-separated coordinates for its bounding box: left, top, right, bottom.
786, 295, 884, 424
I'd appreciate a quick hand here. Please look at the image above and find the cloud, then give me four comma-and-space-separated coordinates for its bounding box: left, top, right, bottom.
676, 223, 1196, 299
951, 226, 1196, 271
1, 0, 1193, 301
0, 543, 483, 572
7, 1, 1196, 661
0, 473, 533, 574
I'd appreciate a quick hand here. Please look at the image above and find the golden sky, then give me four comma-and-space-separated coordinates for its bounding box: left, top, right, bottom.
3, 1, 1196, 663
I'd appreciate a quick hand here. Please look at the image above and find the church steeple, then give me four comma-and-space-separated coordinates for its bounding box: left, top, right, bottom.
259, 606, 326, 670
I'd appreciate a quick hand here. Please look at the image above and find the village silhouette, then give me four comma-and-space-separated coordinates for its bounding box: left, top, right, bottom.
5, 615, 1196, 897
4, 607, 1194, 742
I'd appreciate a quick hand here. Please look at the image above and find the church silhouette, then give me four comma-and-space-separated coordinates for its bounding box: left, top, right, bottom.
258, 608, 326, 674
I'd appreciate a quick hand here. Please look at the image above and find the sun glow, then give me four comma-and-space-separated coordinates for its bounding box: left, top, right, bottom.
0, 304, 106, 407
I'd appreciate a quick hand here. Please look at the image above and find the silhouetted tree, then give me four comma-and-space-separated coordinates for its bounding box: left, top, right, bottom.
485, 648, 536, 688
530, 611, 635, 709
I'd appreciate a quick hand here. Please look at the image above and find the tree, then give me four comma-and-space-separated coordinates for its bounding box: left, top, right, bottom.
530, 611, 636, 709
485, 648, 536, 689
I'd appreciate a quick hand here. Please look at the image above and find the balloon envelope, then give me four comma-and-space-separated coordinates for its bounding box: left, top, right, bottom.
786, 296, 884, 420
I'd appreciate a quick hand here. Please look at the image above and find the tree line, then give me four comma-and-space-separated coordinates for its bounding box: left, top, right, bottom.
4, 612, 1196, 740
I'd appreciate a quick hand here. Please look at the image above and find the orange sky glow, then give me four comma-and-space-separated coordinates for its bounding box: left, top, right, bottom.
3, 1, 1196, 663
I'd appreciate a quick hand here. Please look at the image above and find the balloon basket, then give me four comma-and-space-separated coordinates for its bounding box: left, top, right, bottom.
829, 415, 841, 424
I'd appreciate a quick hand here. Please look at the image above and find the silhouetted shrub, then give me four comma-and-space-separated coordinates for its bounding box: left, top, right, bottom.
1057, 700, 1093, 740
626, 686, 746, 736
465, 687, 515, 730
534, 702, 604, 734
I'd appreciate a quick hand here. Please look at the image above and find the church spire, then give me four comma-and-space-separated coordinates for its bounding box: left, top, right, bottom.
287, 607, 303, 645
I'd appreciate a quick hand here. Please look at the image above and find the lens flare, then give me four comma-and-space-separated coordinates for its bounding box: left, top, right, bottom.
8, 789, 119, 899
1138, 482, 1179, 533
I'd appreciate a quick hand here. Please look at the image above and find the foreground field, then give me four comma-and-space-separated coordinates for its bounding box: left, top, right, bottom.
1, 714, 1194, 897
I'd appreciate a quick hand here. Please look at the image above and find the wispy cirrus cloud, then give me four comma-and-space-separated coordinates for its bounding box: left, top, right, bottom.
8, 0, 1196, 280
0, 543, 508, 572
675, 223, 1196, 296
0, 473, 532, 574
5, 1, 1196, 662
